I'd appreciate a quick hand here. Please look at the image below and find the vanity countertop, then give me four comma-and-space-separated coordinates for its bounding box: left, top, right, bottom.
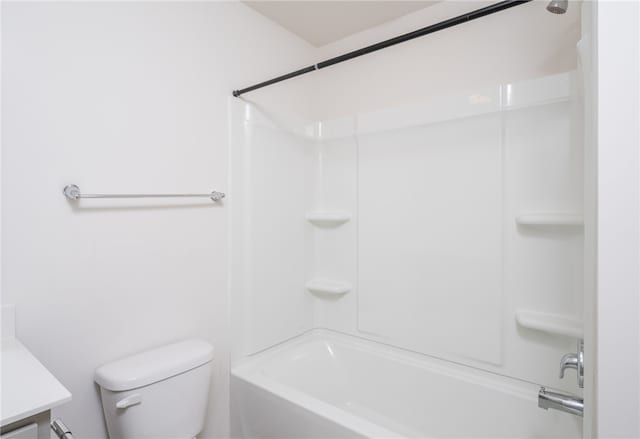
1, 337, 72, 426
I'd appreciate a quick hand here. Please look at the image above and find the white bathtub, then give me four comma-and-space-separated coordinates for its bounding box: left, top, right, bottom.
231, 330, 582, 438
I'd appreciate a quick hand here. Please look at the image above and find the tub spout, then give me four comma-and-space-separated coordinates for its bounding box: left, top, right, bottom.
538, 387, 583, 417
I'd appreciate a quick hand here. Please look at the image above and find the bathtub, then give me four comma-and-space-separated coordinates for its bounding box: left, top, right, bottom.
231, 329, 582, 438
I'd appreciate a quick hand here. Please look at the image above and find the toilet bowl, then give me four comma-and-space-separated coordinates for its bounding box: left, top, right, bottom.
95, 339, 213, 439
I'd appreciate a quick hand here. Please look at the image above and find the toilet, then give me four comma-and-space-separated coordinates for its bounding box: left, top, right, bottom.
95, 339, 214, 439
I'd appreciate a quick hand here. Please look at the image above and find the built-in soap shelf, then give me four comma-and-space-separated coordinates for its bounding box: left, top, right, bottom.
306, 211, 351, 227
515, 213, 583, 227
515, 309, 583, 338
305, 279, 351, 297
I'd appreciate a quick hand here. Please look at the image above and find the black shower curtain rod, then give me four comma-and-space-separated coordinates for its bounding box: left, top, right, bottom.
232, 0, 532, 98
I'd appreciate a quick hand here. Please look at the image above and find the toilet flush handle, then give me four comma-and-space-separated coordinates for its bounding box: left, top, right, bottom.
116, 393, 142, 409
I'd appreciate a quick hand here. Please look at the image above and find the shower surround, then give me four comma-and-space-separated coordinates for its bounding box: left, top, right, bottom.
229, 71, 585, 438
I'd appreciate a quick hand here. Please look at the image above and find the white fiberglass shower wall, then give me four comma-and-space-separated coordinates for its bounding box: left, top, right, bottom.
229, 68, 585, 438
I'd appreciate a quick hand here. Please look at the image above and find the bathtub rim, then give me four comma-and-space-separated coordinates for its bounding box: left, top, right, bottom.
232, 328, 548, 400
231, 328, 573, 438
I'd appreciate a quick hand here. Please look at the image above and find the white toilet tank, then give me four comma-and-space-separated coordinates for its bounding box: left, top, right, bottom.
95, 339, 213, 439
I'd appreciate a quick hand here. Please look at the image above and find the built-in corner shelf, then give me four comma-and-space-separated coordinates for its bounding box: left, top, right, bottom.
515, 213, 584, 227
515, 309, 583, 338
305, 279, 351, 297
305, 211, 351, 227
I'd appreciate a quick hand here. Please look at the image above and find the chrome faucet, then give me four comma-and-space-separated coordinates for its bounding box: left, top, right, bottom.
559, 340, 584, 388
537, 339, 585, 417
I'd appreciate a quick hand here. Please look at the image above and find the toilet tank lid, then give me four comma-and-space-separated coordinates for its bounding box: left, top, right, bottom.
94, 339, 213, 391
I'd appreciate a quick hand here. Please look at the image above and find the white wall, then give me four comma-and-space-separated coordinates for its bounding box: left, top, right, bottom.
595, 1, 640, 437
309, 0, 580, 119
1, 2, 314, 438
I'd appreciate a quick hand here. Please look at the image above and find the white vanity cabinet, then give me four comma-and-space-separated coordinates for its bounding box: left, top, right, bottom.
1, 307, 72, 439
1, 424, 38, 439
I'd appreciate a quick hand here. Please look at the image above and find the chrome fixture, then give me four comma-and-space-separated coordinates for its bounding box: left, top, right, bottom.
63, 184, 225, 202
546, 0, 568, 14
51, 419, 75, 439
538, 387, 584, 417
560, 339, 584, 388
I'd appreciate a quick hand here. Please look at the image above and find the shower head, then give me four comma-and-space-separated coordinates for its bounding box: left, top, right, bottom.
546, 0, 568, 14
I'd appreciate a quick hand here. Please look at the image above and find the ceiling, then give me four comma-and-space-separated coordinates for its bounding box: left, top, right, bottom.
244, 1, 439, 47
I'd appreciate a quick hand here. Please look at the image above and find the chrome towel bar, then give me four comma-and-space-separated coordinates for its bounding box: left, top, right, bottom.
63, 184, 225, 202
